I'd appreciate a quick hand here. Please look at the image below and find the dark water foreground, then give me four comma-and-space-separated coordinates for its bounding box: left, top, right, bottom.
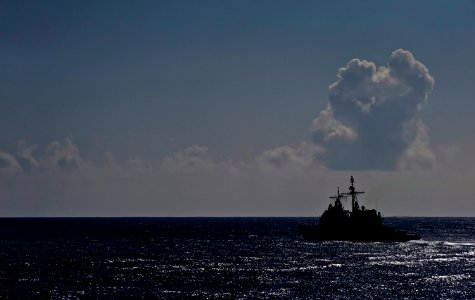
0, 218, 474, 299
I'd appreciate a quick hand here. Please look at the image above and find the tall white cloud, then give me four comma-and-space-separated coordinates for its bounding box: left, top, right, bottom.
311, 49, 435, 170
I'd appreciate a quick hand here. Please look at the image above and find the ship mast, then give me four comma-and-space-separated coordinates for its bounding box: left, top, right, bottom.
347, 176, 364, 213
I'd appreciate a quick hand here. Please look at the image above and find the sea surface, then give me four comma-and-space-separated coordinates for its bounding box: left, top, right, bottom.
0, 217, 474, 299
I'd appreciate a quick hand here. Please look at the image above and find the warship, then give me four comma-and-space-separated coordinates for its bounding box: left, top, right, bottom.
299, 176, 420, 242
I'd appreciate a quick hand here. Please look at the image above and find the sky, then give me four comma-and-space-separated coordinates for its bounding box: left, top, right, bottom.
1, 0, 475, 216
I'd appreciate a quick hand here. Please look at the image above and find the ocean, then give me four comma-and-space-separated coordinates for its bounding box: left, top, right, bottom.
0, 217, 474, 299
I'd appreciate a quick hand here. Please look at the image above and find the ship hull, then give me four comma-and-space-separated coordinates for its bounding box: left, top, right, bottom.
298, 224, 420, 242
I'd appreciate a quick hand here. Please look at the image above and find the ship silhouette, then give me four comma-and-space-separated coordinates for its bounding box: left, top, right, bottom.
299, 176, 420, 242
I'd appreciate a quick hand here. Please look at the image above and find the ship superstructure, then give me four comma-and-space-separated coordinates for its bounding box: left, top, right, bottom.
299, 176, 420, 242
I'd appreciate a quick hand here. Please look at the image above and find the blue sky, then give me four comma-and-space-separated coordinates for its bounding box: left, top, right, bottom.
1, 1, 475, 216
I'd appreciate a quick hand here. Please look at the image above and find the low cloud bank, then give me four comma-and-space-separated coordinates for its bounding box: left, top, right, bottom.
0, 137, 470, 217
0, 139, 328, 216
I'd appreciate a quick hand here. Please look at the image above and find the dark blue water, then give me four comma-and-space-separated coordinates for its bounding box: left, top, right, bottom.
0, 218, 474, 298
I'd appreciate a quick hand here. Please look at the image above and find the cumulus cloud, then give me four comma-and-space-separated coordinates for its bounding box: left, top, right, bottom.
0, 152, 22, 172
310, 105, 357, 141
161, 145, 217, 172
311, 49, 435, 170
0, 138, 86, 174
257, 142, 324, 172
45, 138, 84, 171
16, 141, 39, 174
398, 121, 436, 170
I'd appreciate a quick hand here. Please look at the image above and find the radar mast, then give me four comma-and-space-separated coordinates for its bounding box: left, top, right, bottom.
345, 176, 365, 213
